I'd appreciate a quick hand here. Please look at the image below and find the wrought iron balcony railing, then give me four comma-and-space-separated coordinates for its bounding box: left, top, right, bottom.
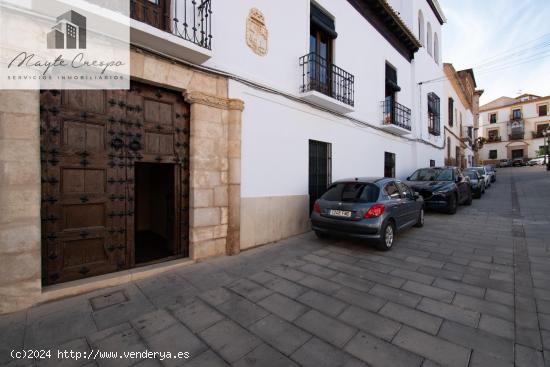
533, 131, 546, 139
130, 0, 212, 50
509, 133, 525, 141
381, 99, 412, 131
487, 136, 501, 143
299, 52, 355, 107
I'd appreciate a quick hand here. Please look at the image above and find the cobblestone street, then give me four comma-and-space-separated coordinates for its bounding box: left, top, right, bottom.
2, 166, 550, 367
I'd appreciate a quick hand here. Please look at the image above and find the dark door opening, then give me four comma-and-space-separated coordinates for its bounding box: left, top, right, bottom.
135, 162, 178, 264
309, 140, 332, 213
511, 149, 524, 159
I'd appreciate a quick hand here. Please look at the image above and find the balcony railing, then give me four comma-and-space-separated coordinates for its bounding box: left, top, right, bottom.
533, 131, 546, 139
509, 133, 525, 141
487, 136, 501, 143
299, 52, 355, 107
381, 99, 412, 131
130, 0, 212, 50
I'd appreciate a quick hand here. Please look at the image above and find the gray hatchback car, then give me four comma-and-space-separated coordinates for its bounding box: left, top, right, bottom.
310, 178, 424, 251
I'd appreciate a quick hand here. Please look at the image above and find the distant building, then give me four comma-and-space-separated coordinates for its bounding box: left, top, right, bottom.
47, 10, 86, 49
443, 64, 483, 169
479, 94, 550, 163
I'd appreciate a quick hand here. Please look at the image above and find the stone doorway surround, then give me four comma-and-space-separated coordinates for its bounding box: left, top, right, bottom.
0, 48, 244, 314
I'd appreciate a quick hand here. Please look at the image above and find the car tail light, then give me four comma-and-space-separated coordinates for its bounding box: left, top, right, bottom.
364, 204, 385, 218
313, 201, 321, 214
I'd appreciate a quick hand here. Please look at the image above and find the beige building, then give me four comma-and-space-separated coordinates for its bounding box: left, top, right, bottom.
479, 94, 550, 164
442, 64, 483, 169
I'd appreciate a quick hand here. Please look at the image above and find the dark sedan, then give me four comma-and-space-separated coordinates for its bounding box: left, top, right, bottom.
311, 178, 424, 251
464, 169, 485, 198
406, 167, 472, 214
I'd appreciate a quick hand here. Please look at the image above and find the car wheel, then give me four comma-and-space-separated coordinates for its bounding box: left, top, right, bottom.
446, 194, 458, 214
376, 221, 395, 251
474, 188, 482, 199
414, 208, 424, 228
464, 190, 473, 206
314, 231, 330, 240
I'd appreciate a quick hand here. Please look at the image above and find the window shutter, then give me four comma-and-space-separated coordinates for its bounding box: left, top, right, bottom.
311, 4, 337, 39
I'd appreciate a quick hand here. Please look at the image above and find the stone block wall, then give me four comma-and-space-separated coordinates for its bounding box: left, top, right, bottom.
0, 90, 42, 314
0, 48, 244, 314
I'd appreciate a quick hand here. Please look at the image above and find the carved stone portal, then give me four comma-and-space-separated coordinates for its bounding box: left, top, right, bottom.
246, 8, 268, 56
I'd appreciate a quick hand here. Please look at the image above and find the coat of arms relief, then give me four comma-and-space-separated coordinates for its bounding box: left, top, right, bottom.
246, 8, 268, 56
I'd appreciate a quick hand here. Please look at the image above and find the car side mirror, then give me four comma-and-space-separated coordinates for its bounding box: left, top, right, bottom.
455, 177, 461, 183
406, 177, 410, 181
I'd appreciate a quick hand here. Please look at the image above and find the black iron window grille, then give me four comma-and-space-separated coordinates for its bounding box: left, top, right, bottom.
300, 52, 355, 107
381, 98, 411, 131
130, 0, 212, 50
428, 92, 441, 136
309, 140, 332, 213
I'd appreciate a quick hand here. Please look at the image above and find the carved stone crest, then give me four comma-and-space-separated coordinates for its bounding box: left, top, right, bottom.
246, 8, 268, 56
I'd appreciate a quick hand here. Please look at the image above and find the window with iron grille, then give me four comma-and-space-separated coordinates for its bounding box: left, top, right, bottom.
309, 140, 332, 213
489, 113, 497, 124
489, 150, 497, 159
384, 152, 395, 178
448, 98, 454, 127
539, 104, 548, 117
428, 92, 440, 136
430, 160, 436, 167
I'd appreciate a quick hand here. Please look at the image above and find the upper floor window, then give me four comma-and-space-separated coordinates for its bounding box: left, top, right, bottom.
539, 104, 548, 116
489, 113, 497, 124
448, 98, 454, 127
428, 92, 440, 135
433, 33, 439, 64
418, 10, 425, 46
309, 3, 337, 93
512, 108, 522, 120
426, 22, 433, 56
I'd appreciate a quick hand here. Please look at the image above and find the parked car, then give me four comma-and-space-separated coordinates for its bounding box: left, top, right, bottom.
499, 159, 512, 168
311, 178, 424, 251
406, 167, 472, 214
512, 158, 526, 167
471, 166, 491, 188
464, 169, 485, 198
528, 156, 548, 166
485, 165, 496, 182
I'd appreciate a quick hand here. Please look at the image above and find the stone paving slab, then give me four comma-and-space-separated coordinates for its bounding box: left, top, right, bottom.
2, 167, 550, 367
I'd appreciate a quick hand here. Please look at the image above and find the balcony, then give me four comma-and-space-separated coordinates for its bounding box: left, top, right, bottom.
509, 133, 525, 141
533, 131, 547, 139
380, 99, 411, 135
130, 0, 213, 64
487, 136, 501, 143
299, 53, 355, 114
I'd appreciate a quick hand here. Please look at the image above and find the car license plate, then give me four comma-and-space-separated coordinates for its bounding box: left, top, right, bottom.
330, 210, 352, 218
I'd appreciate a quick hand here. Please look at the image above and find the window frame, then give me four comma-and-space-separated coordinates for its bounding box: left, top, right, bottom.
489, 113, 497, 124
538, 103, 548, 117
428, 92, 441, 136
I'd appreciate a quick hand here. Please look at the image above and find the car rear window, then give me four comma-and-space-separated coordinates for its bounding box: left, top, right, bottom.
321, 183, 380, 203
465, 171, 478, 180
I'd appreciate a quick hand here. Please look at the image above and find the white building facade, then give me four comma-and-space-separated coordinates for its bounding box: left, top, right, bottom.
202, 0, 448, 249
442, 64, 480, 169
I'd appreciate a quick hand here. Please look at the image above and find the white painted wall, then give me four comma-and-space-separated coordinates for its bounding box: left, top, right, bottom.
203, 1, 448, 199
232, 81, 418, 198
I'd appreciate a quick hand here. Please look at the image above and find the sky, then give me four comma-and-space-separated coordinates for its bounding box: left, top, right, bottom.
439, 0, 550, 105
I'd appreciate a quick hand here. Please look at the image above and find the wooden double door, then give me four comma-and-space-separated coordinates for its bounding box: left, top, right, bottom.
40, 82, 190, 285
